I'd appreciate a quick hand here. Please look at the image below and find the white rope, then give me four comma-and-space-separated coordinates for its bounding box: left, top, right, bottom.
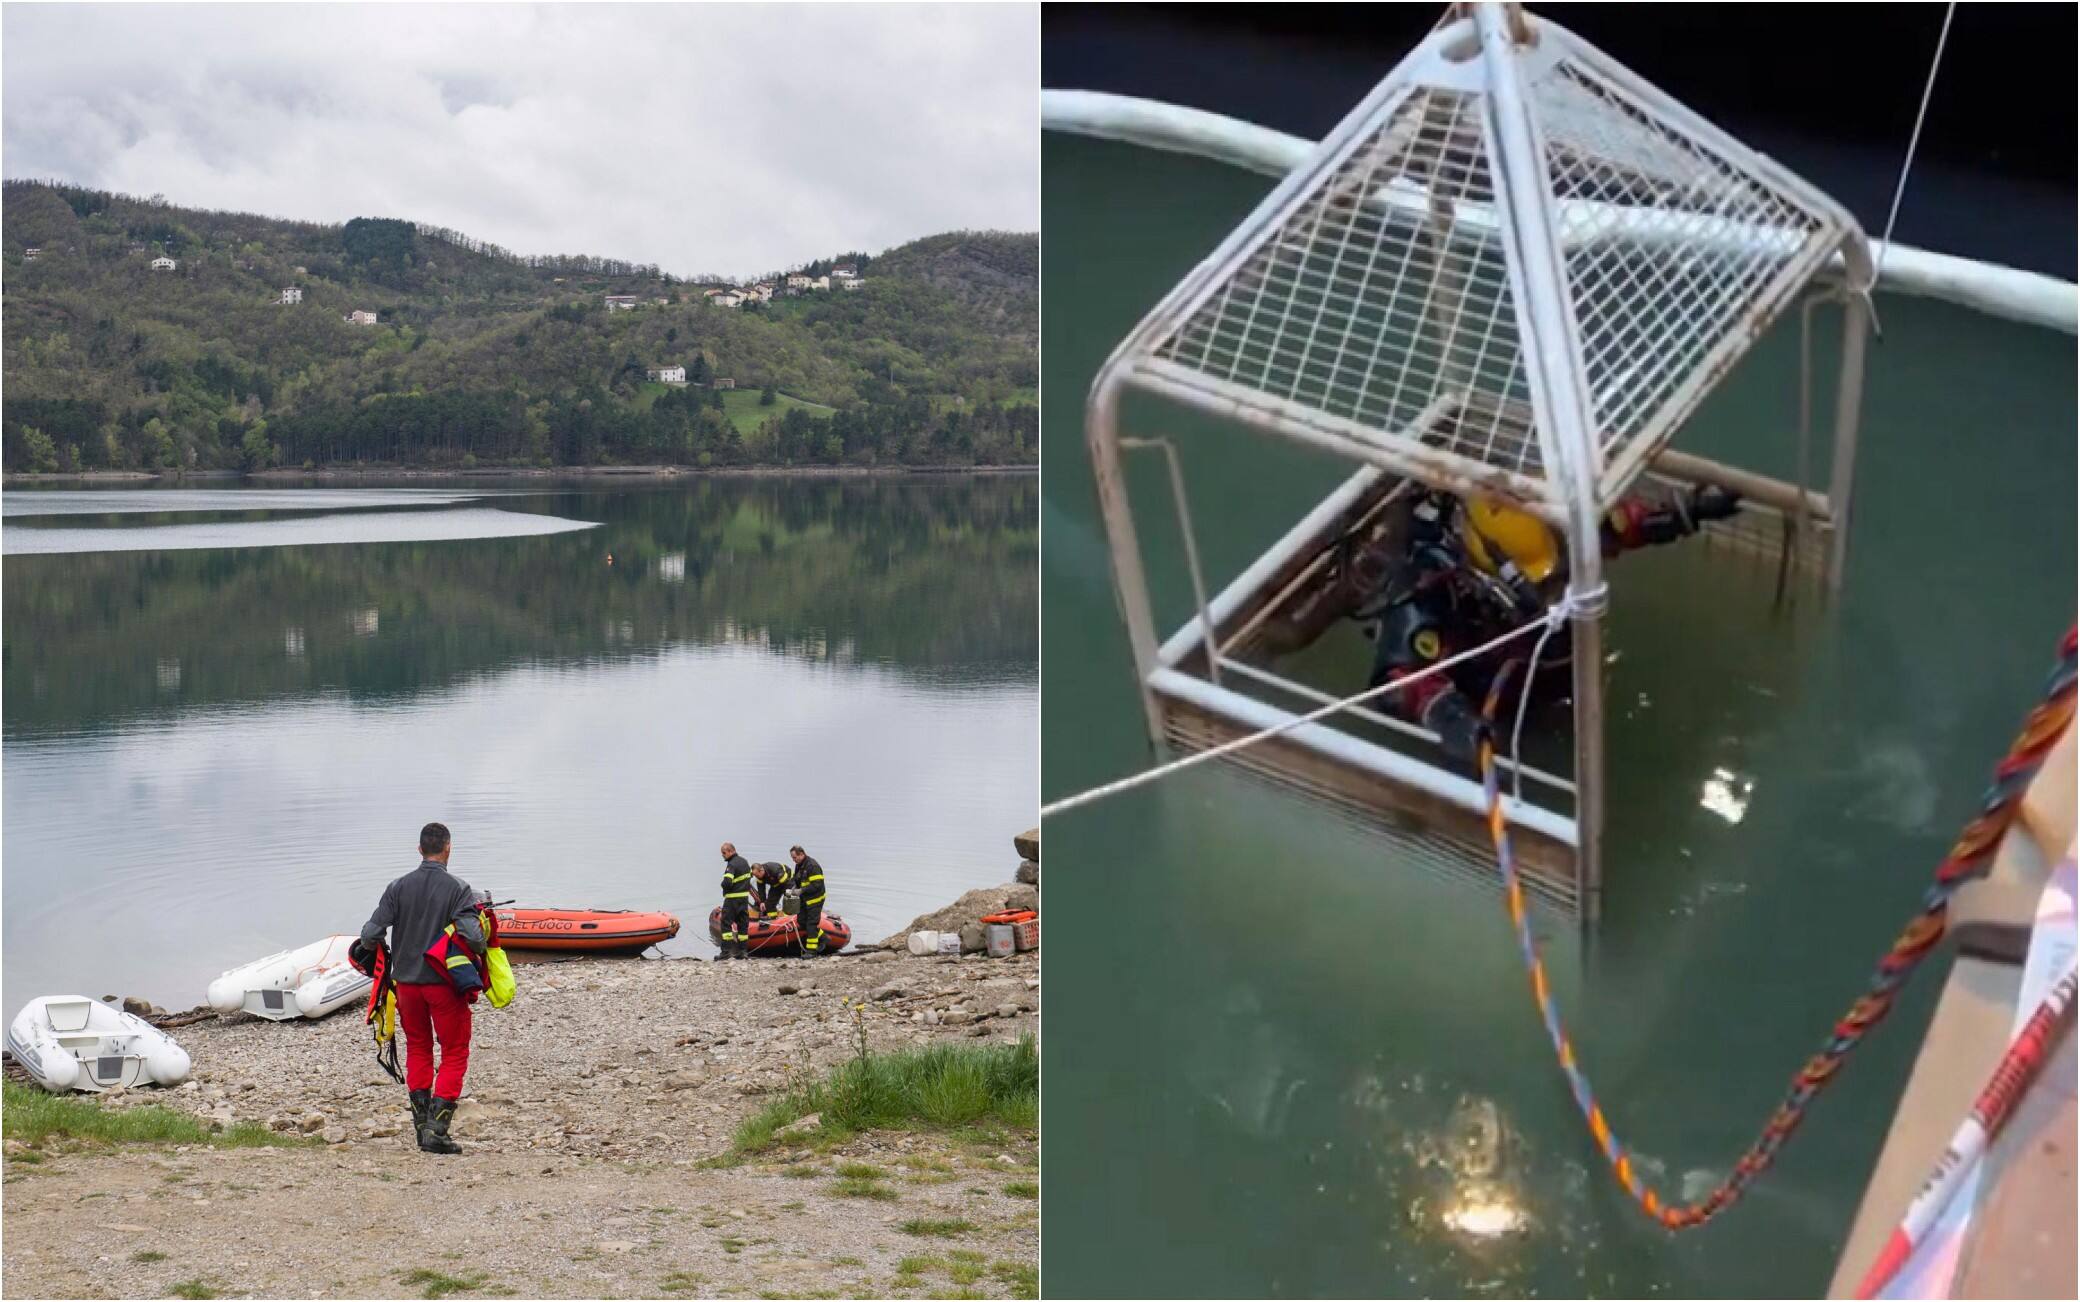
1874, 1, 1957, 282
1041, 585, 1603, 819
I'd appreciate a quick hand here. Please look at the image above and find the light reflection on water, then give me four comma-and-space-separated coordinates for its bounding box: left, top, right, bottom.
4, 505, 598, 554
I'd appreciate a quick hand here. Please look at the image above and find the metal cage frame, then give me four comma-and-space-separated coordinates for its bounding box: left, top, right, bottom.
1083, 4, 1873, 921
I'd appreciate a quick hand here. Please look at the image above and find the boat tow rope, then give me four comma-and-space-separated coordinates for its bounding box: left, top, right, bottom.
1474, 624, 2077, 1230
1037, 584, 1607, 819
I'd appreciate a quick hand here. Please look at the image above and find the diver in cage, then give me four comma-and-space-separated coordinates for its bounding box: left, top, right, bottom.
1328, 483, 1740, 770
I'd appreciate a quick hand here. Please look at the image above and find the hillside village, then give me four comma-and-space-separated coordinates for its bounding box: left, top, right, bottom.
1, 181, 1036, 473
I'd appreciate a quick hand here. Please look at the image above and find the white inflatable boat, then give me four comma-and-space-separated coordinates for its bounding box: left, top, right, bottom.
206, 935, 371, 1021
6, 996, 193, 1093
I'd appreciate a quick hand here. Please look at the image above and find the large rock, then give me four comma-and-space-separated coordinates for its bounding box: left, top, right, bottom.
1015, 827, 1040, 862
958, 922, 987, 953
1016, 859, 1038, 886
880, 882, 1039, 948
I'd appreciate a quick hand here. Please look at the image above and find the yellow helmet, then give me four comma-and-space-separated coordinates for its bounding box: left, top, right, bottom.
1460, 498, 1559, 583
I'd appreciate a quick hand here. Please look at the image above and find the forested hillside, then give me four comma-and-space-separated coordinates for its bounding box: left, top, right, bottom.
1, 181, 1036, 471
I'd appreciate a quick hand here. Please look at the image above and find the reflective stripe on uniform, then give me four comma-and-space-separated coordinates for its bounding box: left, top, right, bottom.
445, 954, 473, 969
724, 892, 750, 900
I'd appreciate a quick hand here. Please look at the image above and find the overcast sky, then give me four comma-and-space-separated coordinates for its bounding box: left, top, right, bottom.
2, 3, 1037, 278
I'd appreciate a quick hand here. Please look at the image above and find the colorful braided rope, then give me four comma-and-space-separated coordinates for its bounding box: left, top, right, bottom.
1476, 625, 2077, 1230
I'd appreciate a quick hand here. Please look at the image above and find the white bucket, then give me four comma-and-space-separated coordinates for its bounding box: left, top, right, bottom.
908, 930, 939, 957
937, 932, 962, 956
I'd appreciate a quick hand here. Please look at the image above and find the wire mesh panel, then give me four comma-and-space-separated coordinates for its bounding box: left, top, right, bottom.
1531, 60, 1848, 493
1123, 9, 1863, 519
1152, 85, 1545, 484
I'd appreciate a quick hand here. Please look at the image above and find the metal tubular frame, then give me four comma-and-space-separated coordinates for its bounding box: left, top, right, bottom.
1081, 2, 1871, 923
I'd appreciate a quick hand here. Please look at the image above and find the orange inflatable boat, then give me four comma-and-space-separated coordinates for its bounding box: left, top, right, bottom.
492, 908, 681, 952
706, 907, 851, 956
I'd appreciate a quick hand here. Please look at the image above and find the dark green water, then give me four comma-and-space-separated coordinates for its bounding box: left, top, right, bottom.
1039, 134, 2074, 1297
3, 476, 1036, 1021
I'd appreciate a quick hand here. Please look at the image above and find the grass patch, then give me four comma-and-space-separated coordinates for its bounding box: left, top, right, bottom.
720, 388, 835, 435
992, 1260, 1040, 1300
1, 1080, 305, 1150
899, 1218, 975, 1238
660, 1271, 702, 1293
400, 1268, 486, 1299
891, 1248, 1027, 1299
834, 1161, 887, 1179
833, 1176, 898, 1200
169, 1283, 218, 1300
734, 1036, 1036, 1155
780, 1162, 823, 1179
131, 1250, 169, 1264
719, 1237, 746, 1255
1002, 1180, 1037, 1199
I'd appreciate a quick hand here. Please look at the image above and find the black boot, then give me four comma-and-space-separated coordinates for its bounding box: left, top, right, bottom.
417, 1096, 462, 1155
409, 1088, 433, 1133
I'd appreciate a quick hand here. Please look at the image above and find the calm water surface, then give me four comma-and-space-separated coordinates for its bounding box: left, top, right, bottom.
3, 476, 1036, 1020
1040, 134, 2075, 1298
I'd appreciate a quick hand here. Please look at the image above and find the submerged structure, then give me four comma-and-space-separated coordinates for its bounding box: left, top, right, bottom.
1085, 3, 1874, 920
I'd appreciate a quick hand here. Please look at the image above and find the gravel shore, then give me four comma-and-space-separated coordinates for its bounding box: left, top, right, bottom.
3, 923, 1038, 1299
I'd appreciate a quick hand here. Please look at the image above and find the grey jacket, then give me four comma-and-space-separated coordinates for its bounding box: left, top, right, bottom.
361, 860, 486, 985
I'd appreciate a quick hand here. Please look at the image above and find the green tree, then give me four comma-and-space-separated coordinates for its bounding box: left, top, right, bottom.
20, 425, 57, 472
142, 417, 176, 469
240, 419, 274, 470
760, 385, 777, 407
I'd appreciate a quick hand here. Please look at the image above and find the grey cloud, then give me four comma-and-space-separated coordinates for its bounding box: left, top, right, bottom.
2, 3, 1037, 277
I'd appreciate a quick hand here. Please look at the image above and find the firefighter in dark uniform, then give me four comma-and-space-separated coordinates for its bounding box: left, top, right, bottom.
786, 845, 828, 956
717, 841, 754, 960
1364, 485, 1740, 768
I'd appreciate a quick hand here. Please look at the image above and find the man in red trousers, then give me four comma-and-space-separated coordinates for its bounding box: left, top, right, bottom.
360, 821, 485, 1155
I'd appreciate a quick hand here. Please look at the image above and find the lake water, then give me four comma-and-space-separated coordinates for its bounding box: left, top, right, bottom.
1039, 134, 2075, 1297
2, 475, 1036, 1021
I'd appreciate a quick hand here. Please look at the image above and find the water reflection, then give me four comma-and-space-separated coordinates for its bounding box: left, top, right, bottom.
4, 476, 1037, 739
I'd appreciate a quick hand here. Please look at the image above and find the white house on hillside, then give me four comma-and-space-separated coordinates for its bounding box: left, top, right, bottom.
151, 256, 177, 271
279, 286, 304, 304
810, 275, 831, 291
648, 365, 688, 384
832, 265, 856, 280
604, 294, 640, 312
23, 247, 41, 262
785, 274, 811, 291
345, 310, 378, 326
841, 277, 865, 291
712, 292, 743, 308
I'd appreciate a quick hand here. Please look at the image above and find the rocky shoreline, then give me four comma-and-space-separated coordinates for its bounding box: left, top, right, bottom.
2, 836, 1041, 1300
